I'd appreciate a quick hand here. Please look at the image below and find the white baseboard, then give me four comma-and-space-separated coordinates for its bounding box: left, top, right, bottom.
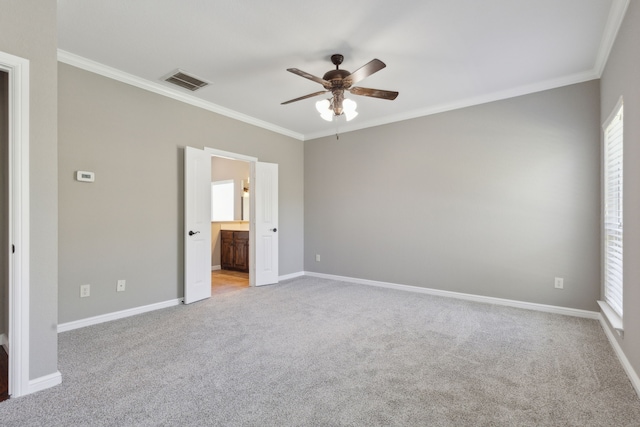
54, 271, 301, 333
211, 265, 221, 271
50, 271, 639, 402
0, 333, 7, 353
279, 271, 305, 281
28, 371, 62, 395
303, 271, 600, 319
599, 314, 640, 398
57, 298, 183, 333
301, 273, 640, 395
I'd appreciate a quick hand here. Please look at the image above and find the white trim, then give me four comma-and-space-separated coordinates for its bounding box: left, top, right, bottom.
0, 50, 31, 398
204, 147, 258, 163
57, 50, 305, 141
307, 0, 631, 142
56, 1, 629, 144
303, 272, 599, 319
27, 371, 62, 395
211, 265, 221, 271
603, 96, 625, 130
57, 298, 183, 333
204, 147, 260, 288
599, 314, 640, 398
598, 300, 623, 335
279, 271, 305, 281
59, 47, 621, 144
594, 0, 630, 77
304, 70, 599, 140
58, 0, 631, 146
49, 271, 640, 401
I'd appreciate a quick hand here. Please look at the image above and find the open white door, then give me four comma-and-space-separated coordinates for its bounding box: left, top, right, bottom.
254, 162, 279, 286
184, 146, 212, 304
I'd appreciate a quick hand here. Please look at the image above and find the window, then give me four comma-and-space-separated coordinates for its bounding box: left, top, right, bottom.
602, 98, 623, 325
211, 180, 234, 221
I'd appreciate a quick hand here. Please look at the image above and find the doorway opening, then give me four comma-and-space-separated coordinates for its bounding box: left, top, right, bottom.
1, 69, 9, 402
210, 156, 250, 294
184, 146, 279, 304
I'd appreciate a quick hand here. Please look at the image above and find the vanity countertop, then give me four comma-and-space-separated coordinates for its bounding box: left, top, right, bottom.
218, 222, 249, 231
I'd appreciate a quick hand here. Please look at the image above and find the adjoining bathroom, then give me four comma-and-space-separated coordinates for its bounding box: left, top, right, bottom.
210, 156, 250, 293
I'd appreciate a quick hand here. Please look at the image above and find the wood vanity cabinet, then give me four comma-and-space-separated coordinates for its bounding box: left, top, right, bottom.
221, 230, 249, 272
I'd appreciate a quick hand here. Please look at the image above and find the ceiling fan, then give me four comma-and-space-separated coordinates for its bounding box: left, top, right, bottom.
282, 54, 398, 122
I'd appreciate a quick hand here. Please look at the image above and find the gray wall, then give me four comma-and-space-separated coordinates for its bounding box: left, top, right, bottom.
1, 71, 7, 339
305, 80, 601, 311
58, 63, 304, 324
0, 0, 58, 380
600, 0, 640, 384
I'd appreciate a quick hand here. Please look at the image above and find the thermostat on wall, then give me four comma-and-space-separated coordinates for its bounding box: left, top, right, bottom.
76, 171, 95, 182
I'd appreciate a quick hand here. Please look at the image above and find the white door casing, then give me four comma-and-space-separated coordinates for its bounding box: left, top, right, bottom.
1, 50, 31, 397
254, 162, 279, 286
185, 148, 278, 289
184, 147, 212, 304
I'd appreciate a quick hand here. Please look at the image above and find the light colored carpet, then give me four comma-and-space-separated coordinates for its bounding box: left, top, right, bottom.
1, 276, 639, 426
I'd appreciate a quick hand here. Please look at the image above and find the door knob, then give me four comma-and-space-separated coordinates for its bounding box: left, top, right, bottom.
270, 228, 277, 232
188, 230, 200, 236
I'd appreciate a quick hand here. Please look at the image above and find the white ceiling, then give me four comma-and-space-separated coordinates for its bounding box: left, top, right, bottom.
57, 0, 627, 140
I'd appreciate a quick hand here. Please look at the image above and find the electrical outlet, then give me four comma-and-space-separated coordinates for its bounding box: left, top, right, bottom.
316, 254, 321, 262
80, 284, 90, 298
117, 279, 126, 292
554, 277, 564, 289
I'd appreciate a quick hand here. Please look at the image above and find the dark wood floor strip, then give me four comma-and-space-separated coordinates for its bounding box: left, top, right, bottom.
0, 345, 8, 402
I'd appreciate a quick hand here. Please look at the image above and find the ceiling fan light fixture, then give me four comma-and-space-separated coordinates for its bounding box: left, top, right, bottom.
343, 98, 358, 121
316, 99, 333, 121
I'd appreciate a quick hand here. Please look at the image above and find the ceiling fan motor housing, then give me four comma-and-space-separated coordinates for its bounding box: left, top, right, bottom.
323, 69, 351, 87
324, 54, 351, 89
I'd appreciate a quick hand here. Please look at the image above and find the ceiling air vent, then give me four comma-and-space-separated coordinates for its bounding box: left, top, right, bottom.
163, 69, 209, 91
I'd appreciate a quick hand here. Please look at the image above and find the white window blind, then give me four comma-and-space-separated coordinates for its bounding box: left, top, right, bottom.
603, 100, 623, 318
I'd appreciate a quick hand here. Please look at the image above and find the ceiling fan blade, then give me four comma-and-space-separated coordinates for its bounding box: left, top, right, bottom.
281, 90, 329, 105
286, 68, 330, 87
343, 59, 386, 87
349, 86, 399, 100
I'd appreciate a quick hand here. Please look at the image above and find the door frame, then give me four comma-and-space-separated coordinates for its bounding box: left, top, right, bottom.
0, 50, 30, 397
204, 148, 258, 286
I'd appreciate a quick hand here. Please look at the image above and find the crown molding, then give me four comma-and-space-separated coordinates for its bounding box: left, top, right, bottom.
594, 0, 630, 77
305, 69, 599, 141
61, 0, 629, 145
57, 50, 305, 141
305, 0, 630, 141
